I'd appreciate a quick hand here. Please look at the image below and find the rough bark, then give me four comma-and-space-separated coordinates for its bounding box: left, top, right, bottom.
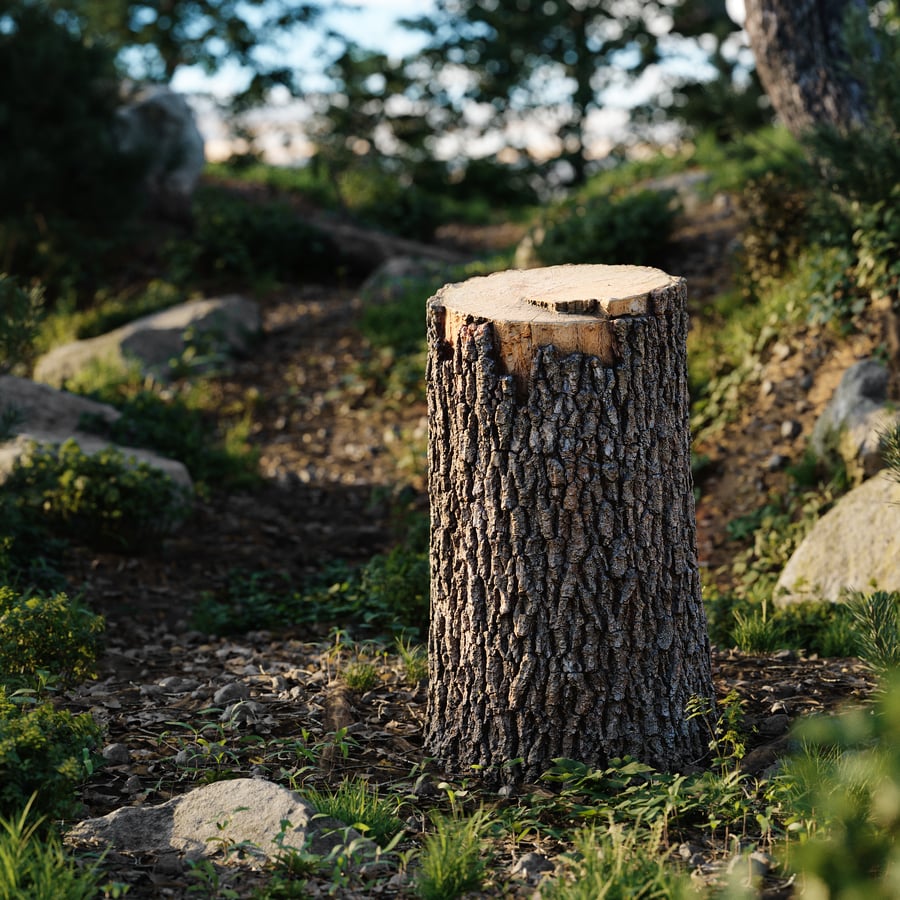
743, 0, 870, 136
426, 266, 715, 784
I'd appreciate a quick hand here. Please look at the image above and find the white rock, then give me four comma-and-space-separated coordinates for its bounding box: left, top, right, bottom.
65, 778, 368, 862
33, 296, 261, 388
775, 471, 900, 604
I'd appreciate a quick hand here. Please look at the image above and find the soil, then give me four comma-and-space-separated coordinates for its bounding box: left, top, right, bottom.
54, 195, 892, 896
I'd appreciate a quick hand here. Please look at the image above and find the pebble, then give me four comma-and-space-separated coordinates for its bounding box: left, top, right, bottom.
759, 713, 791, 737
765, 453, 789, 471
124, 775, 143, 793
213, 682, 250, 705
771, 341, 792, 362
101, 743, 132, 765
759, 380, 775, 398
508, 852, 554, 884
780, 420, 801, 440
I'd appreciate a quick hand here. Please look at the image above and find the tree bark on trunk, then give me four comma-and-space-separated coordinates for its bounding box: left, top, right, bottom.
743, 0, 870, 136
425, 265, 715, 784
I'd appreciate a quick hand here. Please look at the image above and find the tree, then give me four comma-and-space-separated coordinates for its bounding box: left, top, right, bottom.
44, 0, 322, 106
426, 265, 715, 783
742, 0, 871, 137
404, 0, 664, 186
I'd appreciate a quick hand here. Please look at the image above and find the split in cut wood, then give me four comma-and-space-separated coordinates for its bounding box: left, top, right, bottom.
432, 264, 685, 380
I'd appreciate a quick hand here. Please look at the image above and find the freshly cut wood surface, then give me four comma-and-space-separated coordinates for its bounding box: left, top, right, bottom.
432, 264, 685, 378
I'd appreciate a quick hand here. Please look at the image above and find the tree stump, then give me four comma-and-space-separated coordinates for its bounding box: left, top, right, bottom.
425, 264, 715, 784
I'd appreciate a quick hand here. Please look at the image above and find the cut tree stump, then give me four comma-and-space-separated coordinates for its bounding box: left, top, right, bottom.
426, 264, 715, 784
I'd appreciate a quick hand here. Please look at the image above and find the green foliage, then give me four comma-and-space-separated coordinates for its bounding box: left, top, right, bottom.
845, 591, 900, 675
303, 777, 403, 848
3, 439, 191, 552
396, 637, 428, 685
0, 797, 102, 899
0, 587, 103, 689
415, 808, 491, 900
342, 660, 380, 693
883, 421, 900, 482
0, 689, 102, 820
534, 189, 679, 268
81, 385, 260, 491
165, 188, 344, 289
771, 673, 900, 898
540, 821, 694, 900
0, 1, 146, 296
0, 275, 43, 375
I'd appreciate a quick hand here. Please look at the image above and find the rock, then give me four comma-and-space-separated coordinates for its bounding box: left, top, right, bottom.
101, 743, 132, 765
66, 778, 367, 863
116, 85, 205, 221
0, 375, 192, 493
775, 471, 900, 604
765, 452, 789, 471
213, 682, 251, 705
780, 419, 801, 440
508, 852, 554, 884
810, 359, 900, 483
33, 296, 261, 388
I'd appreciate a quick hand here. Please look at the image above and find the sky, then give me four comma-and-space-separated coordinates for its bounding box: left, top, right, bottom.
176, 0, 749, 164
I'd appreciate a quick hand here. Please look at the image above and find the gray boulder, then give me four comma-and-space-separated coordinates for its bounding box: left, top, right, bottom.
66, 778, 367, 864
0, 375, 192, 492
810, 359, 900, 483
116, 85, 205, 221
33, 296, 261, 388
775, 471, 900, 604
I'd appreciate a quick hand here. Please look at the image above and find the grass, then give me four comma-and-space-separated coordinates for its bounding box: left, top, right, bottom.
415, 807, 492, 900
302, 777, 404, 848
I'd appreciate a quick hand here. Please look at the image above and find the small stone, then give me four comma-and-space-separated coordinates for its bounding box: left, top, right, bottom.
799, 372, 814, 390
220, 700, 265, 724
780, 420, 801, 440
124, 775, 143, 793
213, 682, 250, 705
759, 713, 791, 737
508, 852, 554, 884
102, 743, 132, 765
772, 341, 792, 362
759, 380, 775, 398
727, 850, 772, 880
773, 649, 797, 661
765, 453, 789, 471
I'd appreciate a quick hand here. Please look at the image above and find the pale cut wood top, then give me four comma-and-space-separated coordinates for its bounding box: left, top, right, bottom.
431, 264, 685, 379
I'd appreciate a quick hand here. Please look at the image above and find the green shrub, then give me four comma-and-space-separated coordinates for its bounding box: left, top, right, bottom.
81, 387, 260, 491
165, 188, 343, 288
0, 690, 102, 820
0, 588, 103, 688
0, 2, 146, 296
0, 275, 43, 375
3, 439, 191, 552
534, 189, 679, 267
302, 777, 403, 847
845, 590, 900, 675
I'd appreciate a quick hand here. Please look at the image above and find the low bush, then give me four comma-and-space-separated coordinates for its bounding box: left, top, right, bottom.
0, 690, 102, 821
534, 189, 679, 268
0, 275, 43, 376
3, 439, 191, 552
0, 587, 103, 689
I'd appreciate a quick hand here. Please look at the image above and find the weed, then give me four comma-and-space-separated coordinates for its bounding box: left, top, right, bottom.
396, 637, 428, 685
342, 660, 380, 693
415, 807, 491, 900
303, 777, 404, 848
541, 820, 695, 899
0, 796, 102, 899
845, 590, 900, 675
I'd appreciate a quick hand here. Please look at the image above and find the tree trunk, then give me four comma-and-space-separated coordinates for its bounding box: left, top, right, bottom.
425, 265, 715, 784
743, 0, 870, 136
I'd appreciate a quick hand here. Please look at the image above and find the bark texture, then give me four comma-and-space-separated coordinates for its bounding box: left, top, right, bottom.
743, 0, 870, 136
426, 267, 715, 784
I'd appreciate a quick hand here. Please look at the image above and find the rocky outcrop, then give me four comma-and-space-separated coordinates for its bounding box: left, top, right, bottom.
66, 778, 368, 865
775, 470, 900, 604
0, 375, 191, 491
810, 359, 900, 483
33, 296, 261, 388
116, 86, 205, 221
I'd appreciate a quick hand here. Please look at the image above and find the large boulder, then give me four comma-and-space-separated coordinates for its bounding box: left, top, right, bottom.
810, 359, 900, 483
66, 779, 367, 864
775, 471, 900, 604
116, 85, 205, 221
0, 375, 192, 492
33, 296, 260, 388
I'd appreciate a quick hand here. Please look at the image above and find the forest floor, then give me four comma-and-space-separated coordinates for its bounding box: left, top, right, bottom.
56, 196, 886, 897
